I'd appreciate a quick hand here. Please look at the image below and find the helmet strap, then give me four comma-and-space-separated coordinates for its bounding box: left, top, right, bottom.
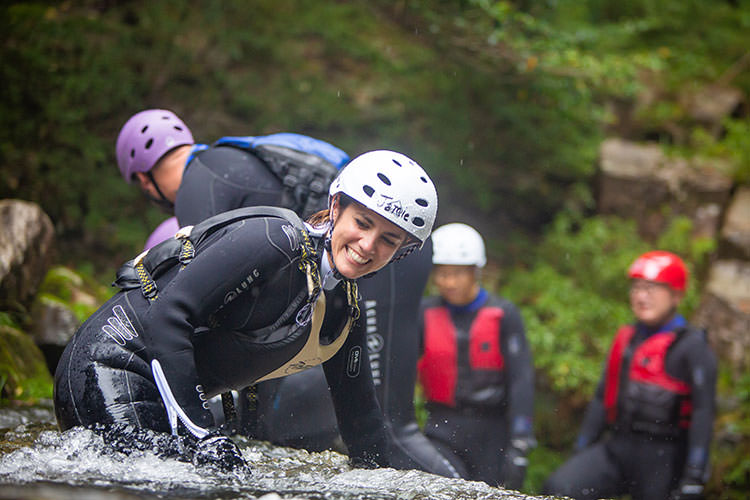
146, 171, 175, 212
323, 235, 344, 281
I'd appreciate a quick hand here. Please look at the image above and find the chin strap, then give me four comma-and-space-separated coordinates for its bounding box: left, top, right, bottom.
323, 235, 345, 281
146, 171, 175, 211
321, 235, 359, 320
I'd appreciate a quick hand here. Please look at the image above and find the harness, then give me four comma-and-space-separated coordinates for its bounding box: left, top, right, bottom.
114, 204, 359, 354
114, 207, 308, 299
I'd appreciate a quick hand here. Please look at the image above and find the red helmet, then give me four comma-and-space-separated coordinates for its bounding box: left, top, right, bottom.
627, 250, 688, 292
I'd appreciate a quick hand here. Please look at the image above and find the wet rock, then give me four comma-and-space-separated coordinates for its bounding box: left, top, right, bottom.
0, 200, 55, 312
719, 186, 750, 260
29, 299, 79, 375
27, 266, 104, 374
0, 325, 53, 400
692, 260, 750, 374
597, 139, 733, 238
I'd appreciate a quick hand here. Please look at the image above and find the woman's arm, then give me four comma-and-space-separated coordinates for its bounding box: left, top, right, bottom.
142, 217, 300, 436
323, 308, 391, 467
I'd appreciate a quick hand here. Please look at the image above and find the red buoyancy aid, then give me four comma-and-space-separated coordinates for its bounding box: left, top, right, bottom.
418, 306, 504, 407
604, 325, 692, 430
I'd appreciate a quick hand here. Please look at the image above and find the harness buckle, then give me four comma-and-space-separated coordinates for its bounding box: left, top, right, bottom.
135, 262, 158, 301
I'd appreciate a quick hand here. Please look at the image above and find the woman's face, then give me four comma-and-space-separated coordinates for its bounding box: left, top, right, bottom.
329, 199, 408, 279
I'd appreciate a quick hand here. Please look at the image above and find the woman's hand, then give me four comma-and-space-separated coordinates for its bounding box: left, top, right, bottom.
191, 432, 249, 473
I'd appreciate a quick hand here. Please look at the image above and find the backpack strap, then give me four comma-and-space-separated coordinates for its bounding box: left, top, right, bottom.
113, 207, 307, 301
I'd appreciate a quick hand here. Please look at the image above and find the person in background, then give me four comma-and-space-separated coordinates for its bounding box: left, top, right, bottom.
143, 216, 179, 250
54, 150, 438, 472
417, 222, 536, 490
115, 109, 459, 477
543, 250, 717, 500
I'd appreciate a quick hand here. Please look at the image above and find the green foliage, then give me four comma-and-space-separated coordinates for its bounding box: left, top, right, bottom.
0, 313, 20, 329
709, 370, 750, 498
0, 326, 53, 403
502, 213, 710, 397
1, 0, 612, 270
691, 118, 750, 183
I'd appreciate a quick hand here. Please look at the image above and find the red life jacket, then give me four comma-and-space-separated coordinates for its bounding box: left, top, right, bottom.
418, 306, 504, 407
604, 325, 692, 432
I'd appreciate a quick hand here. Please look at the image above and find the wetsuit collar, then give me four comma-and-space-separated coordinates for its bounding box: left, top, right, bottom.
636, 313, 687, 337
304, 222, 340, 290
319, 248, 340, 290
444, 287, 488, 314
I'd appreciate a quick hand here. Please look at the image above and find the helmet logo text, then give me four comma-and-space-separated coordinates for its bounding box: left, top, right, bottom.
377, 195, 410, 221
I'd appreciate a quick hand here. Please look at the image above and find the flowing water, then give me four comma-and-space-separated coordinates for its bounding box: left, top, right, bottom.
0, 400, 548, 500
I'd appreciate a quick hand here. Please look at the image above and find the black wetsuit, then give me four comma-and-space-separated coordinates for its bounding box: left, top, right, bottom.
543, 315, 717, 500
54, 209, 388, 465
418, 291, 535, 488
257, 239, 459, 476
160, 144, 458, 477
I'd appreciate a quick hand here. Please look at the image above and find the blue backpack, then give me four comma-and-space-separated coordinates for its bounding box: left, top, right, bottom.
214, 133, 350, 218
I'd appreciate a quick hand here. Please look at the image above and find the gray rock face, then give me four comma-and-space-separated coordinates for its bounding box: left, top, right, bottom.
0, 200, 55, 311
692, 260, 750, 374
684, 84, 745, 135
30, 299, 79, 346
598, 138, 733, 238
720, 186, 750, 260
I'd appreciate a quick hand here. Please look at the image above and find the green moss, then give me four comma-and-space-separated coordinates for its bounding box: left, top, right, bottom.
0, 325, 53, 403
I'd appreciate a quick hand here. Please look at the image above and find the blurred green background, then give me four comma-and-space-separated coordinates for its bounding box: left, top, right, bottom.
1, 0, 748, 497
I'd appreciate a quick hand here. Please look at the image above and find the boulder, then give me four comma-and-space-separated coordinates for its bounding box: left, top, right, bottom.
692, 260, 750, 374
30, 298, 80, 375
683, 84, 745, 136
0, 200, 55, 312
0, 325, 53, 400
598, 139, 733, 238
719, 186, 750, 260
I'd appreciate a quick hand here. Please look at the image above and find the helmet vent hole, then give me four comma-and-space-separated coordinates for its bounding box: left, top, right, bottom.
130, 149, 135, 158
141, 125, 149, 133
377, 173, 391, 186
145, 138, 153, 149
412, 217, 425, 227
415, 198, 428, 207
174, 126, 183, 131
391, 159, 402, 167
362, 185, 375, 197
420, 176, 428, 183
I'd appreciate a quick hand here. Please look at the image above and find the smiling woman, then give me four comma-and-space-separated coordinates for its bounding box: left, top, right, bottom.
308, 149, 438, 280
53, 150, 438, 474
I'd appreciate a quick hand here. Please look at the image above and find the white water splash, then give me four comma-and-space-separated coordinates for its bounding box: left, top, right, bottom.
0, 413, 544, 500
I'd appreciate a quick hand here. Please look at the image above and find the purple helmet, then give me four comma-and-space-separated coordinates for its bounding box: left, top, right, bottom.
144, 216, 180, 250
116, 109, 194, 183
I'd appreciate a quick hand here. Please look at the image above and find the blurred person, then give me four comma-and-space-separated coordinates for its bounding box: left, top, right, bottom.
543, 250, 717, 500
417, 223, 536, 490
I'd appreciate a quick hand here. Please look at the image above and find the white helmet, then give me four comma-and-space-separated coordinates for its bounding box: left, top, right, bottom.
431, 223, 486, 267
329, 150, 437, 246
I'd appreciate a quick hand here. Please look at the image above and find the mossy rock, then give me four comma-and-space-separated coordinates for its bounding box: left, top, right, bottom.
0, 325, 53, 402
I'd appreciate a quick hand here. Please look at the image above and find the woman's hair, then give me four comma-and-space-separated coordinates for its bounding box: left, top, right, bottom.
306, 194, 353, 227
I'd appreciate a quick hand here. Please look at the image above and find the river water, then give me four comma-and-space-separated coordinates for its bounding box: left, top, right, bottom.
0, 400, 546, 500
